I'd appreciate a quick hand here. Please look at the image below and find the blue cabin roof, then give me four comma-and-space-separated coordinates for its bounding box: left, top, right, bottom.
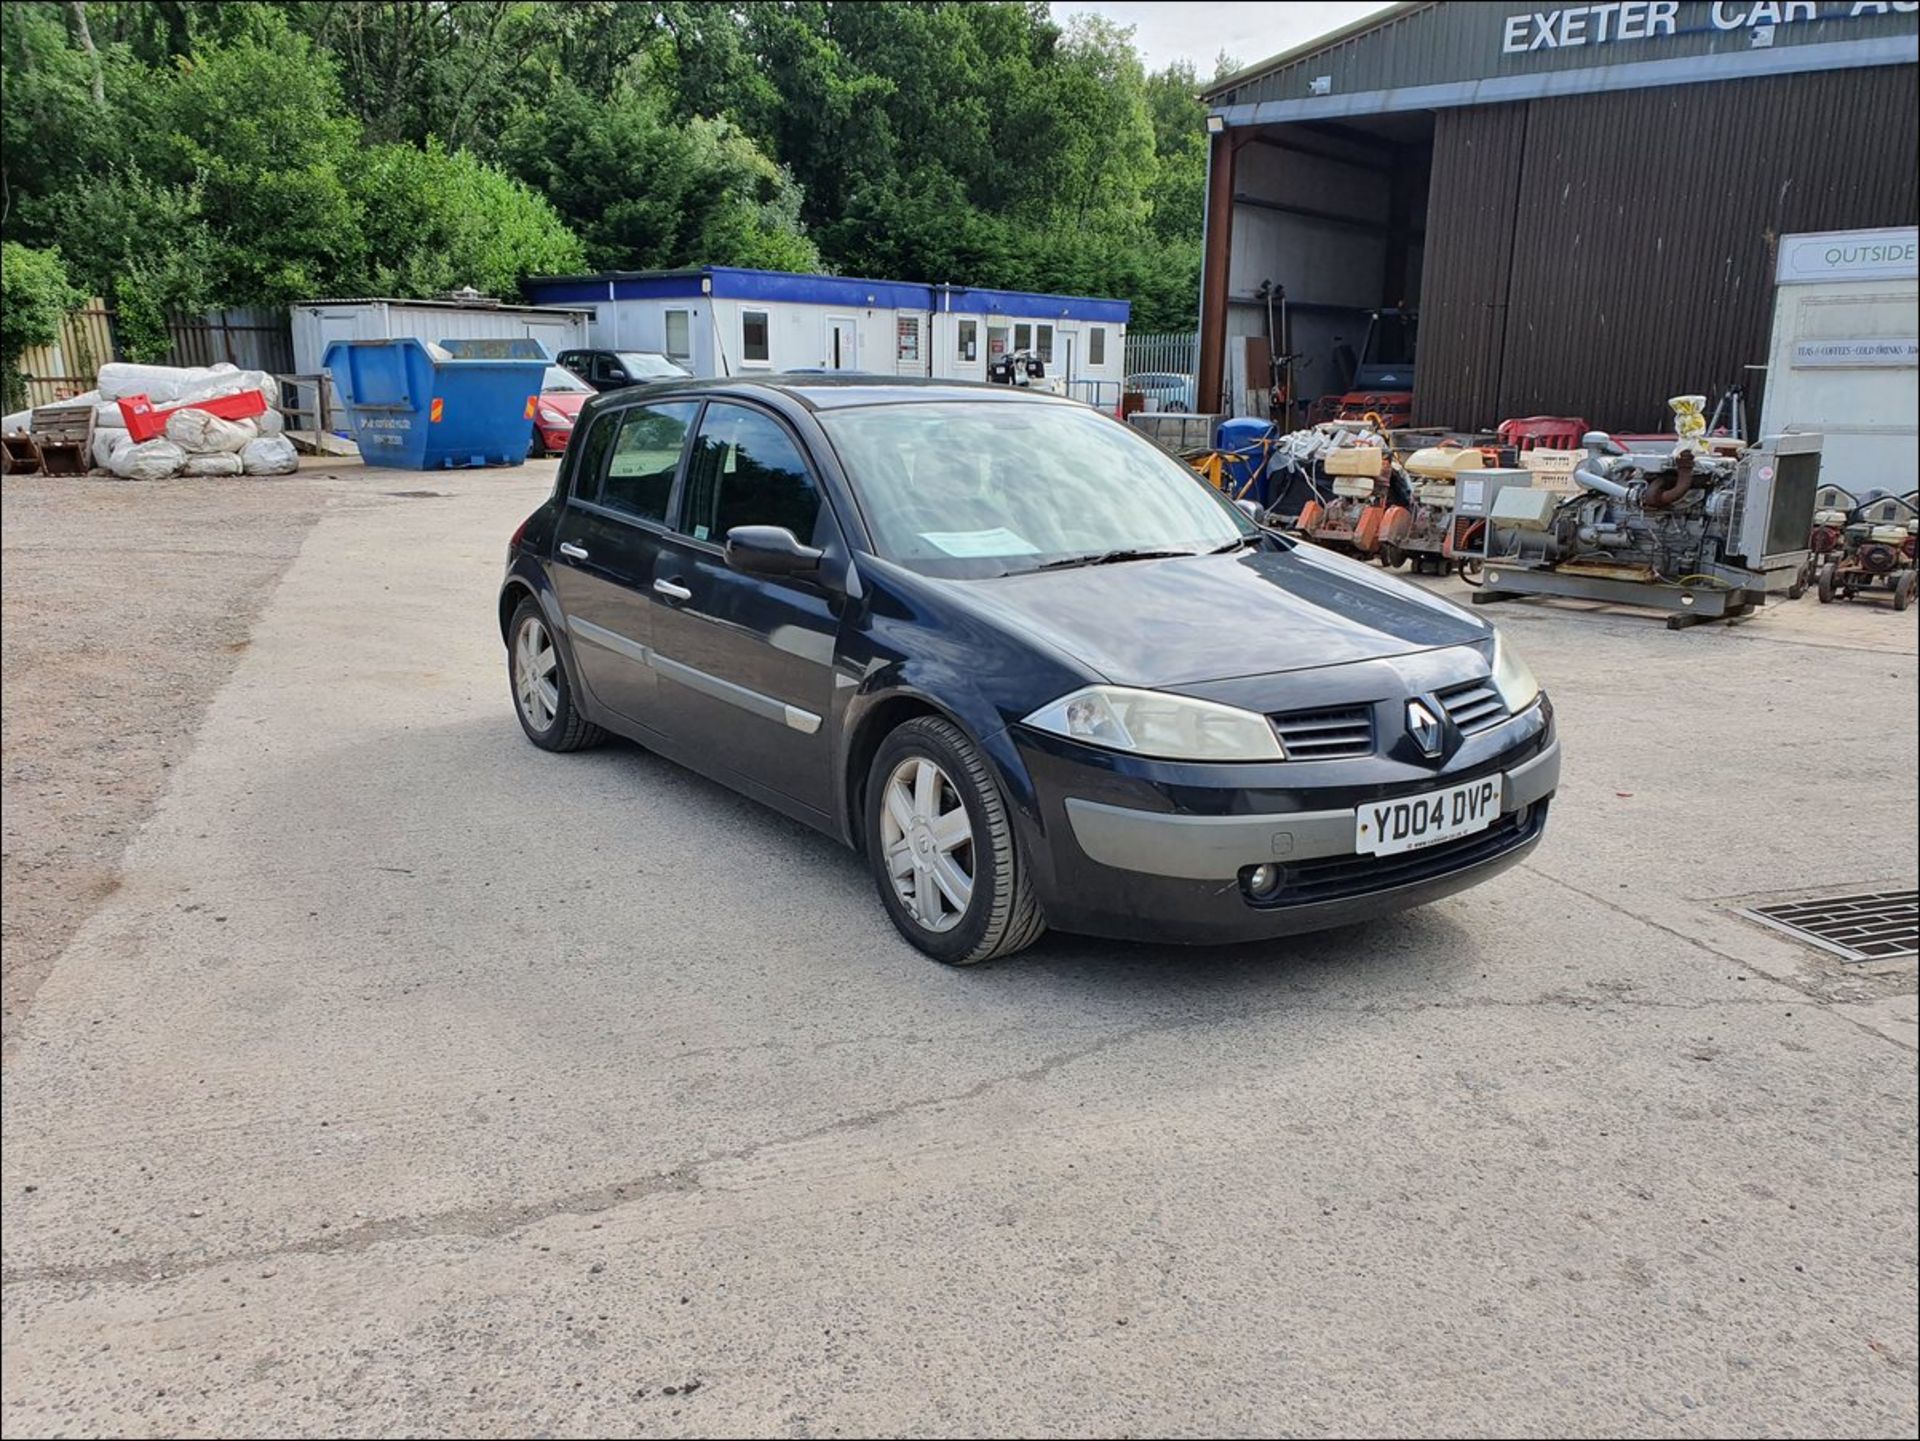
524, 266, 1131, 325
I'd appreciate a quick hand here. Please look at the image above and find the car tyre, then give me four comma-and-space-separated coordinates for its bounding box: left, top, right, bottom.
509, 596, 604, 752
866, 716, 1046, 965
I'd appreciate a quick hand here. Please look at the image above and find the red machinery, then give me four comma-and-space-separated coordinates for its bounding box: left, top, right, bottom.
1811, 485, 1918, 610
1309, 309, 1418, 428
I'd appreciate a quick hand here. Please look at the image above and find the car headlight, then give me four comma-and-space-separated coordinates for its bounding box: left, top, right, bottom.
1491, 631, 1540, 712
1023, 685, 1285, 761
538, 405, 570, 426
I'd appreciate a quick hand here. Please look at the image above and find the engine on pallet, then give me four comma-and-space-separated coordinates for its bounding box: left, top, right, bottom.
1810, 485, 1919, 611
1474, 414, 1824, 629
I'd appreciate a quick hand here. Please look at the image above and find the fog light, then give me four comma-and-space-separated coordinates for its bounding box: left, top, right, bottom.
1246, 863, 1284, 901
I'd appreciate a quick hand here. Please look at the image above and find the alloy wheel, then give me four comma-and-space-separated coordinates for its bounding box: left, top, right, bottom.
880, 755, 976, 932
514, 617, 560, 731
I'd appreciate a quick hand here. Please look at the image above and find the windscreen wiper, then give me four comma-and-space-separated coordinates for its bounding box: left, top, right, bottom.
1035, 547, 1202, 571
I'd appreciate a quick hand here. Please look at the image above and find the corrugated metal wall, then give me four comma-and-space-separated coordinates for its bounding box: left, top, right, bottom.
1418, 65, 1920, 431
1208, 2, 1918, 108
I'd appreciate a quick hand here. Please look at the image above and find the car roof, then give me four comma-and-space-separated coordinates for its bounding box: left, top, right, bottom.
588, 374, 1085, 413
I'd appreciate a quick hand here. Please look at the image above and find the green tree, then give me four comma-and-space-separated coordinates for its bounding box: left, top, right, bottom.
1, 241, 82, 407
346, 140, 584, 298
500, 79, 818, 274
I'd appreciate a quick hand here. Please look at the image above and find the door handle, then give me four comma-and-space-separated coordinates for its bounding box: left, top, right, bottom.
558, 542, 589, 560
653, 578, 693, 602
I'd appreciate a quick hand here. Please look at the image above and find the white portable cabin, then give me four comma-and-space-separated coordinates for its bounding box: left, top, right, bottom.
289, 296, 594, 377
522, 267, 1131, 410
1762, 227, 1918, 495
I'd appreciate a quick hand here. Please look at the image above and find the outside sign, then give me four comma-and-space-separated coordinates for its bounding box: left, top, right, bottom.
1776, 227, 1920, 284
1791, 338, 1920, 367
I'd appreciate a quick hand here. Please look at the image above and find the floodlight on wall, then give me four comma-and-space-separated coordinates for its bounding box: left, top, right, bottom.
1205, 113, 1226, 135
1308, 75, 1332, 96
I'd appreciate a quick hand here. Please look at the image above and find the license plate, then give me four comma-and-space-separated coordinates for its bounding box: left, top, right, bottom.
1356, 776, 1501, 857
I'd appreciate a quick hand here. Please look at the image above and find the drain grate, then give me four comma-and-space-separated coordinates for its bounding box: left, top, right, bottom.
1740, 890, 1918, 964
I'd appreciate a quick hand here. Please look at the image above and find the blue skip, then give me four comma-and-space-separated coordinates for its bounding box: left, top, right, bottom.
323, 337, 550, 469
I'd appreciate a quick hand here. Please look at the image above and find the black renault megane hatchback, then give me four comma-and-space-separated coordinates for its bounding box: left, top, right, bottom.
499, 376, 1559, 964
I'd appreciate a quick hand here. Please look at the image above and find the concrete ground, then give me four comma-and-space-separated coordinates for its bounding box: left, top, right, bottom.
1, 461, 1915, 1439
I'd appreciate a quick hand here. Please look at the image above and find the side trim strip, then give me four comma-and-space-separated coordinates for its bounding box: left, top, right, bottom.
567, 613, 823, 735
567, 614, 651, 666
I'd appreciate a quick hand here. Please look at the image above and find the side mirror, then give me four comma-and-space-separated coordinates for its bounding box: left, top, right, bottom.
724, 525, 823, 577
1234, 498, 1262, 520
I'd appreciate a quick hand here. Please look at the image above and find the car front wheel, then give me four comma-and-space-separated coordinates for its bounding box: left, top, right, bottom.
866, 716, 1046, 965
509, 596, 604, 751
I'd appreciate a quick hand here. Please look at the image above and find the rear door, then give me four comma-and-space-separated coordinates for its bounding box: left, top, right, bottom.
647, 399, 841, 816
547, 399, 700, 727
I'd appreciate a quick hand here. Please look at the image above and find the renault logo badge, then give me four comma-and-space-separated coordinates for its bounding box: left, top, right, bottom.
1407, 699, 1444, 758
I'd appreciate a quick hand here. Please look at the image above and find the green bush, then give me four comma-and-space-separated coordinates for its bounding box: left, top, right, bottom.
1, 242, 82, 410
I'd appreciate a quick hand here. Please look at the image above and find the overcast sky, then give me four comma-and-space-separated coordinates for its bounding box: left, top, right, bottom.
1048, 1, 1395, 78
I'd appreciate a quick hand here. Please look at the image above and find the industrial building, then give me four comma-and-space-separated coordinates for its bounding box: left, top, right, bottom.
521, 266, 1131, 407
1196, 0, 1919, 434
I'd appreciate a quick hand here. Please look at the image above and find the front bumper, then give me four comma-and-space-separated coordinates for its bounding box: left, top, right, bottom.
1066, 740, 1558, 879
1012, 700, 1558, 945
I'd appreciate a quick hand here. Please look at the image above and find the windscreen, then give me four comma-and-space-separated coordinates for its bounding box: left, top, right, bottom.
618, 352, 692, 378
543, 366, 592, 392
818, 401, 1255, 578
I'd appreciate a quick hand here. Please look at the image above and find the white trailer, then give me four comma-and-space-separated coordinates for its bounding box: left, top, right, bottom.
523, 267, 1130, 410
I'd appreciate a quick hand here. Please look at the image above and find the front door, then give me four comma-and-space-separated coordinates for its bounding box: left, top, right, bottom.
826, 316, 859, 371
647, 399, 839, 818
547, 400, 699, 727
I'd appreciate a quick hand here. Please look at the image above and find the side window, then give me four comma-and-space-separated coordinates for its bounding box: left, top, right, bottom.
1014, 322, 1032, 352
664, 310, 692, 362
1088, 327, 1105, 366
1036, 324, 1054, 364
957, 319, 977, 361
568, 410, 619, 505
680, 402, 821, 546
596, 402, 698, 523
742, 310, 770, 363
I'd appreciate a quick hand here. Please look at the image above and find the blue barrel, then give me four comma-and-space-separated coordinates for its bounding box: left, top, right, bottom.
322, 337, 550, 469
1215, 418, 1279, 503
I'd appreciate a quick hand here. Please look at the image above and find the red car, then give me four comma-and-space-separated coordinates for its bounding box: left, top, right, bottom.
531, 366, 596, 457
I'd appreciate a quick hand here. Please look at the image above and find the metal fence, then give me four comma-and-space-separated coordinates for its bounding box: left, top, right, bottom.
10, 302, 117, 410
165, 308, 295, 374
1122, 331, 1197, 383
9, 304, 293, 411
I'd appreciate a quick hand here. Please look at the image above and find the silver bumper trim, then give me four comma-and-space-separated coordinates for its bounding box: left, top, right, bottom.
1065, 740, 1560, 880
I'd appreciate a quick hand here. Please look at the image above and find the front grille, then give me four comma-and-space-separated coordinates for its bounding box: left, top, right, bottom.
1249, 803, 1546, 908
1437, 678, 1508, 734
1270, 704, 1375, 760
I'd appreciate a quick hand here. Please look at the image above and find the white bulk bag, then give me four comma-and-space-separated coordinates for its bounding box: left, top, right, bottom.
182, 451, 245, 477
91, 427, 133, 470
177, 368, 280, 409
96, 363, 228, 404
109, 438, 186, 481
240, 435, 299, 475
165, 407, 258, 454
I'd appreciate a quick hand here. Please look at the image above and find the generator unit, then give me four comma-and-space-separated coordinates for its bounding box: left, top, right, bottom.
1811, 485, 1918, 610
1474, 430, 1823, 629
1377, 444, 1496, 577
